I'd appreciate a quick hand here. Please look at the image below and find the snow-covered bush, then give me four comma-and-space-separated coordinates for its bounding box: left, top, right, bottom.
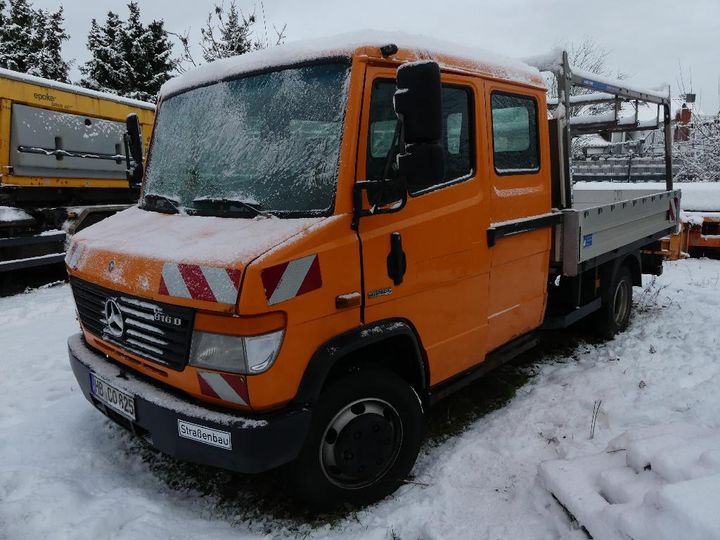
674, 118, 720, 182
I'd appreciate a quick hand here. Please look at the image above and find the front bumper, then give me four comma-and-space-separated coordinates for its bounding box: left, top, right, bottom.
68, 333, 311, 474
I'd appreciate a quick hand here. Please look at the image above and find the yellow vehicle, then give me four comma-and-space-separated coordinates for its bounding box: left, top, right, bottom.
66, 37, 679, 509
0, 68, 154, 286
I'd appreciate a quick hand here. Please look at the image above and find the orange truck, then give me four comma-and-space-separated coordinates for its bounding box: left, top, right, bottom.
65, 38, 680, 508
660, 182, 720, 258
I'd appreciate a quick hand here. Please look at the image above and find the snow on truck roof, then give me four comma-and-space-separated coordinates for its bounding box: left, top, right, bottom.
159, 31, 544, 98
0, 68, 156, 110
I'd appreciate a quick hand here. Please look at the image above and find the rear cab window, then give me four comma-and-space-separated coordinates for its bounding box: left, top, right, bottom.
490, 92, 540, 174
366, 79, 474, 194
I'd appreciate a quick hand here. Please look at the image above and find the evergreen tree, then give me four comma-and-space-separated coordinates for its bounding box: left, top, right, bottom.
2, 0, 35, 73
174, 1, 286, 72
200, 1, 261, 62
80, 12, 126, 94
119, 2, 146, 93
81, 3, 176, 102
140, 20, 176, 97
0, 1, 7, 66
0, 0, 71, 82
27, 7, 70, 82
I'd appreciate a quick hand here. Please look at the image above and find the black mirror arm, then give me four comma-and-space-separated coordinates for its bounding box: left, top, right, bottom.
351, 179, 408, 230
123, 132, 139, 187
124, 113, 145, 188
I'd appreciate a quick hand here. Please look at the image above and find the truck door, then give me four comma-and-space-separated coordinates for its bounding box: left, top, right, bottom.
483, 82, 552, 351
355, 66, 490, 386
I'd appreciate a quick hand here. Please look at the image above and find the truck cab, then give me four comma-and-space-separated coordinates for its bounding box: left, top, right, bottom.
66, 37, 678, 509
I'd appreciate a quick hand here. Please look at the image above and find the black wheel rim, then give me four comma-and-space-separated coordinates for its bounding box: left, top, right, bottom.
613, 279, 630, 326
319, 398, 403, 489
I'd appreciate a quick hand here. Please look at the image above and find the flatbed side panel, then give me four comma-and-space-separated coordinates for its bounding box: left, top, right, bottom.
576, 190, 680, 263
572, 187, 677, 209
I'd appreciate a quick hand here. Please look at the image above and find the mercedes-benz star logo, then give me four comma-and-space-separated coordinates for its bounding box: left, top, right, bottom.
104, 298, 125, 338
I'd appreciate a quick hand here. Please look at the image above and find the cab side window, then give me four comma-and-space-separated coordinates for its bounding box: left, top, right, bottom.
366, 79, 474, 194
490, 92, 539, 173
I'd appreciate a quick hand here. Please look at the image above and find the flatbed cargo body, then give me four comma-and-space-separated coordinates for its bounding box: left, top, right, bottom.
557, 187, 679, 275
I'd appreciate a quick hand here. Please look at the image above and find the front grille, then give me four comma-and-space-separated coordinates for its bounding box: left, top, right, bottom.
71, 277, 195, 371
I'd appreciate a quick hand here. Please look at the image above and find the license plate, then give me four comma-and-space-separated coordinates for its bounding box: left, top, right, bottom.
89, 373, 136, 421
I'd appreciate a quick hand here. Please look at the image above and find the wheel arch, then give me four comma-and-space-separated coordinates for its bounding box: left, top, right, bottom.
620, 252, 642, 286
601, 250, 642, 287
291, 319, 429, 407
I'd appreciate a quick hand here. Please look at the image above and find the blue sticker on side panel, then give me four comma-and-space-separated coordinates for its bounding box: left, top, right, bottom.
582, 234, 593, 248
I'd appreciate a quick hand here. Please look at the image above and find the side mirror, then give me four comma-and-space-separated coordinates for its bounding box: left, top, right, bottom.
124, 113, 144, 187
393, 61, 445, 185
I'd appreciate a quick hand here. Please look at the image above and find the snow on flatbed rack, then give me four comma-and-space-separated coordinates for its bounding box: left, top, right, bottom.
569, 66, 670, 100
524, 50, 670, 101
160, 30, 543, 98
2, 259, 720, 539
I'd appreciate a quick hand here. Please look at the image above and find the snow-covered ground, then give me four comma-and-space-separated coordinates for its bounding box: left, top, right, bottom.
540, 423, 720, 540
1, 259, 719, 540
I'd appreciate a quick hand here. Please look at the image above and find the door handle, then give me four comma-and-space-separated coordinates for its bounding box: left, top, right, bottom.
336, 292, 361, 309
386, 232, 406, 285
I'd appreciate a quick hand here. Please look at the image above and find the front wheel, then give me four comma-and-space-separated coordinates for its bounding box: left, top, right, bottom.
290, 370, 424, 510
593, 265, 633, 339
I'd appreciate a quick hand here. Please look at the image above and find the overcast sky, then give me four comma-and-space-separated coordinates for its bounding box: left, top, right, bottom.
32, 0, 720, 113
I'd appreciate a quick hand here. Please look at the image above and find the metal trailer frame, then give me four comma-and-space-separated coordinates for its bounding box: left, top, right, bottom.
0, 203, 135, 275
534, 51, 679, 277
548, 51, 673, 209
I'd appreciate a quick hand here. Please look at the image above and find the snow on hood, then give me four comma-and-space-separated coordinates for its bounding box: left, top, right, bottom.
160, 30, 542, 98
72, 206, 322, 266
68, 206, 323, 303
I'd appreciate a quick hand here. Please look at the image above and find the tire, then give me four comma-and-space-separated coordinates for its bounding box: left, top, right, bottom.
593, 265, 633, 339
290, 370, 424, 510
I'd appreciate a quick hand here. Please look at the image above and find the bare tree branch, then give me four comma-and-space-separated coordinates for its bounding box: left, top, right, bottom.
168, 29, 197, 73
273, 23, 286, 45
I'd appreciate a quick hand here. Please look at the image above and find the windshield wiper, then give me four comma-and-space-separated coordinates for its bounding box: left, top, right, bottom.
190, 197, 275, 219
142, 193, 181, 214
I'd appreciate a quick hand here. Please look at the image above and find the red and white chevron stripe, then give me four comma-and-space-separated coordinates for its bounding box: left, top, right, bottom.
65, 241, 86, 270
261, 254, 322, 305
159, 263, 242, 304
669, 194, 682, 234
197, 371, 249, 405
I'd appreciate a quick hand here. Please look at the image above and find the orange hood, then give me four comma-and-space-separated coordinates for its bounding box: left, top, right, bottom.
67, 206, 324, 311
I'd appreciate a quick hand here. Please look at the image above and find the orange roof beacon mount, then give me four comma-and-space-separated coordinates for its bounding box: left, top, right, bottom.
65, 33, 680, 510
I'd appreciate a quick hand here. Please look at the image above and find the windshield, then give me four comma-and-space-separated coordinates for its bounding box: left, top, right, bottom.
143, 62, 350, 217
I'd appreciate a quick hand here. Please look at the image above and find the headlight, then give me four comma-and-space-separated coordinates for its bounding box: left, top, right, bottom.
189, 329, 284, 374
244, 332, 284, 373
